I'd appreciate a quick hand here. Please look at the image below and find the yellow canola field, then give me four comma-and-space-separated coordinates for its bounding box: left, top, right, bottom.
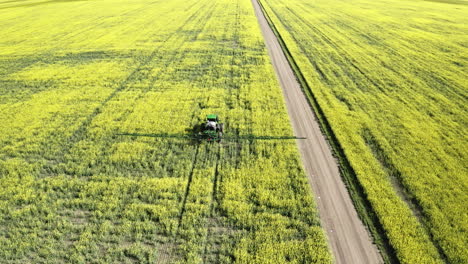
260, 0, 467, 263
0, 0, 332, 263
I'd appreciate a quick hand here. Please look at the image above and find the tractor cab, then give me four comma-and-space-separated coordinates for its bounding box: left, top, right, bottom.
206, 114, 218, 122
206, 114, 219, 122
205, 114, 219, 131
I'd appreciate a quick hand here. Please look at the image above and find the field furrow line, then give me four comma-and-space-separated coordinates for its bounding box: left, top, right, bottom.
363, 128, 450, 263
37, 2, 211, 176
174, 145, 200, 237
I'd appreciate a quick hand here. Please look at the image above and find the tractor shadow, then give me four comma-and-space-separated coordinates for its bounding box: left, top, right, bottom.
185, 123, 204, 145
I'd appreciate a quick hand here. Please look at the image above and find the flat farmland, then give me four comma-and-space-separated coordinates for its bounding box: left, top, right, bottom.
259, 0, 467, 263
0, 0, 332, 263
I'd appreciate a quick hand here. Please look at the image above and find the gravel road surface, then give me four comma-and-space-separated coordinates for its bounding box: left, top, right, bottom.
252, 1, 383, 263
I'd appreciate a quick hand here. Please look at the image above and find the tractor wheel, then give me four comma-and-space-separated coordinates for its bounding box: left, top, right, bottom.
219, 123, 224, 133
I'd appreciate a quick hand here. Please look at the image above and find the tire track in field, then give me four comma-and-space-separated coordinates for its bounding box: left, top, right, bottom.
157, 141, 202, 264
251, 0, 383, 263
166, 143, 220, 263
275, 5, 466, 104
174, 144, 201, 236
363, 129, 450, 264
201, 144, 221, 263
274, 6, 385, 93
75, 1, 219, 176
38, 0, 211, 175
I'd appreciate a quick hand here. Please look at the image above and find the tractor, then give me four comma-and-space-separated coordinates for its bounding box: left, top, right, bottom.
117, 114, 305, 143
201, 114, 224, 142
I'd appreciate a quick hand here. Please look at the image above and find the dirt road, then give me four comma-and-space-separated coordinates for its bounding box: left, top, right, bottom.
251, 1, 383, 263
